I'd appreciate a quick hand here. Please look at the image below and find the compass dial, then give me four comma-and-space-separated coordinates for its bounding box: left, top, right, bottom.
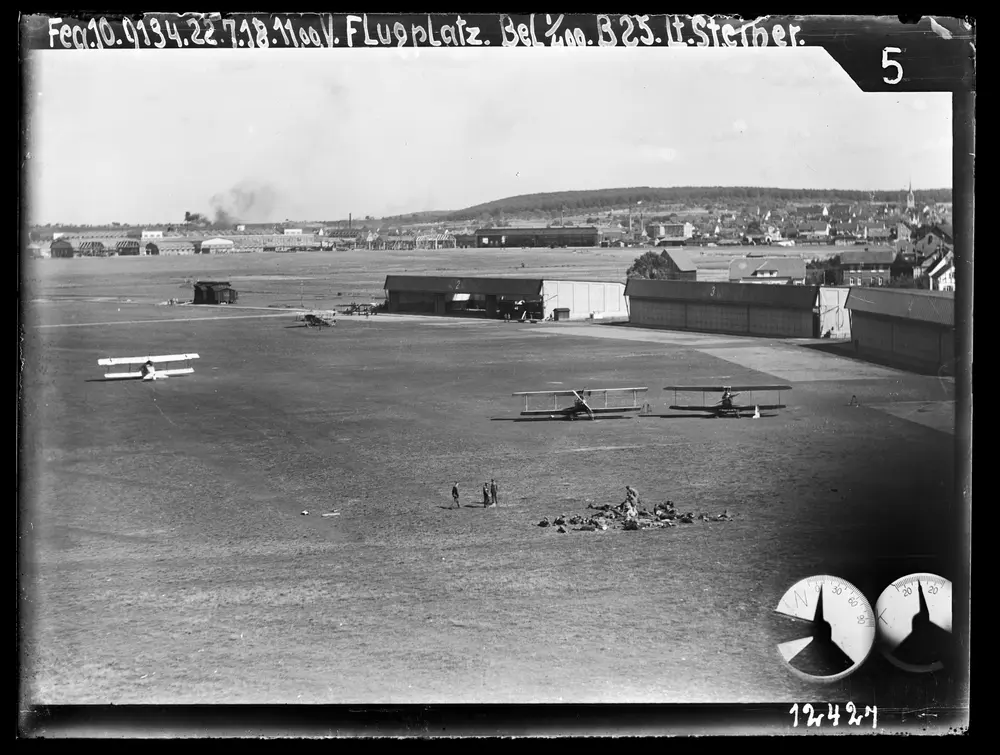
875, 573, 953, 673
774, 575, 876, 683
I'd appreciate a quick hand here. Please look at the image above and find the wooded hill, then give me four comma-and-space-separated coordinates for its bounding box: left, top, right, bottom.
438, 186, 953, 222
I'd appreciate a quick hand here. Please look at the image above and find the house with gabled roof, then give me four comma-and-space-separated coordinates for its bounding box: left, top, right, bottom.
653, 248, 698, 281
837, 249, 895, 287
798, 220, 831, 240
928, 250, 955, 292
729, 256, 806, 284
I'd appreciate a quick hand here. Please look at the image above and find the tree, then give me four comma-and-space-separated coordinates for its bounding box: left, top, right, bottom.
626, 250, 675, 279
887, 276, 930, 290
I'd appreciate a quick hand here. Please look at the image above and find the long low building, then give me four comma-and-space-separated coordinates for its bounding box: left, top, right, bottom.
384, 275, 628, 321
845, 288, 955, 375
625, 279, 827, 338
475, 226, 600, 248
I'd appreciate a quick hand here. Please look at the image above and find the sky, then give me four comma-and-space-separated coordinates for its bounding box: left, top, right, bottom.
24, 45, 953, 225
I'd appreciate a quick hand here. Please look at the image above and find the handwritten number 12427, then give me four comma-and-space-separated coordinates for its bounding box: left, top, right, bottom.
789, 703, 877, 728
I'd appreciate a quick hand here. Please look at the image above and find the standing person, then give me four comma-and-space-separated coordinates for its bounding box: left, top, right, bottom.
141, 360, 168, 381
452, 482, 460, 509
490, 478, 498, 507
482, 483, 490, 508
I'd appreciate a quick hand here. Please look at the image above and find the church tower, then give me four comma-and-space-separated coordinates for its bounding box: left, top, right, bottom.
906, 179, 915, 211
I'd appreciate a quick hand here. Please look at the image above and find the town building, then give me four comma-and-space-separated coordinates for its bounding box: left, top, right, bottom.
928, 250, 955, 292
728, 255, 806, 284
383, 276, 628, 321
837, 249, 895, 287
845, 288, 954, 375
863, 224, 893, 244
798, 221, 832, 241
913, 222, 954, 258
600, 227, 627, 247
646, 222, 694, 243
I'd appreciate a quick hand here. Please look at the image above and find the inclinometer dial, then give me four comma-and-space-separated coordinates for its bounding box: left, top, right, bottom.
875, 573, 953, 673
774, 575, 876, 683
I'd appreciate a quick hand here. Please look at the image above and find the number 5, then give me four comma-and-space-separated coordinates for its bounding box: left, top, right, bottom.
882, 47, 903, 85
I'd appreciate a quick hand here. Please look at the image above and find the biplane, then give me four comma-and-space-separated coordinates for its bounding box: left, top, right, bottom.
97, 353, 200, 381
343, 302, 380, 316
663, 384, 792, 418
512, 387, 649, 420
296, 311, 336, 328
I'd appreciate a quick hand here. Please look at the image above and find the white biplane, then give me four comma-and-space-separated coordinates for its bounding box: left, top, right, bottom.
512, 387, 649, 420
97, 353, 200, 381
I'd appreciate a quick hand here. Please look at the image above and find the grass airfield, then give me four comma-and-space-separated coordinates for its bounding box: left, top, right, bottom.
20, 250, 959, 708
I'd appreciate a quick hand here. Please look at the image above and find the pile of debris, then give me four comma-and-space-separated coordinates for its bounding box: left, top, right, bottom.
537, 500, 736, 533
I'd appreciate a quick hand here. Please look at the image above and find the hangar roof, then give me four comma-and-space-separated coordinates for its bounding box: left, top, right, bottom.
661, 248, 697, 272
625, 279, 819, 309
384, 275, 543, 296
845, 287, 954, 327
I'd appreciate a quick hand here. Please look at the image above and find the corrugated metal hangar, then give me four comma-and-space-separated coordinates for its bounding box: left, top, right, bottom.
845, 288, 955, 375
625, 279, 822, 338
384, 275, 628, 321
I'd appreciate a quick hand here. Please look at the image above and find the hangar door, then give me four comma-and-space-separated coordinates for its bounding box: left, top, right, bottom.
685, 303, 749, 334
747, 307, 813, 338
892, 320, 943, 365
853, 313, 894, 354
629, 299, 687, 330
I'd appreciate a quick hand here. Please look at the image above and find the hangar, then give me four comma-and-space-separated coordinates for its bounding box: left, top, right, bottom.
200, 237, 236, 254
845, 288, 954, 375
384, 275, 628, 321
625, 279, 823, 338
475, 227, 600, 249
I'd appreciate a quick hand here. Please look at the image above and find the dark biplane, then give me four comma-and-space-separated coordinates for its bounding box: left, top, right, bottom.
512, 387, 649, 420
664, 384, 792, 418
296, 311, 336, 328
344, 302, 380, 316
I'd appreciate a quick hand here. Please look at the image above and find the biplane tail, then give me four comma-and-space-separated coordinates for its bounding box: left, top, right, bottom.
97, 353, 200, 380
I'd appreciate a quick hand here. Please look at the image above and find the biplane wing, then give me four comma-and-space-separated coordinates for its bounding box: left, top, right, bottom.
512, 387, 649, 417
664, 385, 792, 392
663, 384, 791, 414
667, 403, 787, 411
97, 353, 200, 380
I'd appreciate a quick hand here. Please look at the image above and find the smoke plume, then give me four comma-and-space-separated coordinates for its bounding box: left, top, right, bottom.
209, 181, 279, 227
